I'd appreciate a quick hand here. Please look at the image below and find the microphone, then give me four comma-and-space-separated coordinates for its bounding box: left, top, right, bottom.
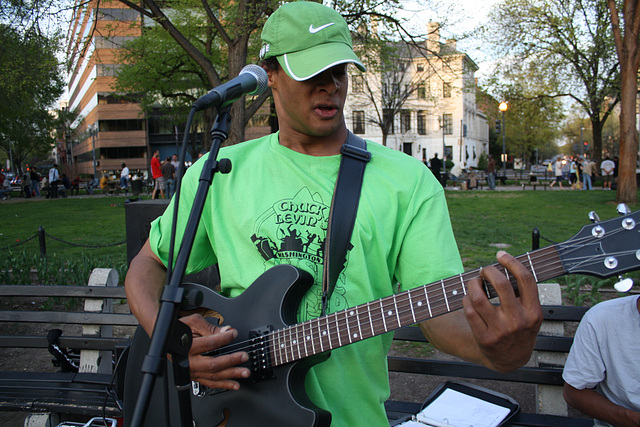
192, 64, 269, 112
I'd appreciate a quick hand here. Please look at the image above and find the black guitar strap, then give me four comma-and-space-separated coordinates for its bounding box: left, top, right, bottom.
321, 131, 371, 316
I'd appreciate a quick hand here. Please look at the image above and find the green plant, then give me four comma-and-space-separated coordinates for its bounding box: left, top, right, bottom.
0, 249, 128, 309
392, 340, 435, 358
477, 152, 488, 171
560, 275, 602, 306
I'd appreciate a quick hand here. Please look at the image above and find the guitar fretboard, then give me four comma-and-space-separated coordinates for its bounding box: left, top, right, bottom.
269, 245, 563, 367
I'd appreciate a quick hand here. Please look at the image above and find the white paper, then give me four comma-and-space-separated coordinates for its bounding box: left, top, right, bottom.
395, 421, 426, 427
410, 388, 511, 427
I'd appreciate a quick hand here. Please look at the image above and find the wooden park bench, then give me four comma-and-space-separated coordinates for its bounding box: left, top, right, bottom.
0, 268, 137, 426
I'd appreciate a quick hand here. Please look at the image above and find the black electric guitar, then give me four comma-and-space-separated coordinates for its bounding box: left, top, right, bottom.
125, 209, 640, 427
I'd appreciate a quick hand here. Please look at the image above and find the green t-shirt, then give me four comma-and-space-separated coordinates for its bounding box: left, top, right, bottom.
149, 132, 463, 426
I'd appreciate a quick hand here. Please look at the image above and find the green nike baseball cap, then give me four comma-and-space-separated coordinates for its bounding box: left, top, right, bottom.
260, 1, 366, 81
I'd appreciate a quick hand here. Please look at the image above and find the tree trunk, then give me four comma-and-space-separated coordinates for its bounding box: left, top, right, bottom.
608, 0, 640, 204
590, 118, 604, 164
616, 61, 639, 203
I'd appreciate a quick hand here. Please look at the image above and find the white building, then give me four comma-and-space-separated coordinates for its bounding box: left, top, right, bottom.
345, 24, 489, 176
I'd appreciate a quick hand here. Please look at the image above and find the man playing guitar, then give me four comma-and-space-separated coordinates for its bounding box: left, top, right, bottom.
124, 2, 543, 425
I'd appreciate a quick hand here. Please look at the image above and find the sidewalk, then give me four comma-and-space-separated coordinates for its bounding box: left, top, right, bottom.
445, 183, 607, 191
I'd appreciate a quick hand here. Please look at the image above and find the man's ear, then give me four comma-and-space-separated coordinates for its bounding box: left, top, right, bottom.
265, 66, 278, 88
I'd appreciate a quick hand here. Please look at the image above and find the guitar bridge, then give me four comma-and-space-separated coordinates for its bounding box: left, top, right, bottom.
248, 326, 274, 382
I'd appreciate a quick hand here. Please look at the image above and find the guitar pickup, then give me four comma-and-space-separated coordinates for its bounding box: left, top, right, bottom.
247, 326, 275, 382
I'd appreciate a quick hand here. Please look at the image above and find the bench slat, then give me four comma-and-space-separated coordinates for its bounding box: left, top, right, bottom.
387, 356, 564, 386
0, 372, 121, 416
0, 285, 127, 299
0, 310, 138, 325
393, 327, 574, 353
0, 335, 131, 350
541, 305, 588, 321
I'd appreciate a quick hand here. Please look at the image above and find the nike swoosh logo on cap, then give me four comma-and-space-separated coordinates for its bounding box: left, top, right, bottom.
309, 23, 335, 33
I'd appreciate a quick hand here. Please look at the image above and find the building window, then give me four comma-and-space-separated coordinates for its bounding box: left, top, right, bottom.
97, 93, 139, 104
99, 119, 145, 132
353, 111, 365, 134
96, 8, 140, 21
94, 36, 136, 49
352, 75, 364, 93
417, 111, 426, 135
400, 110, 411, 133
383, 109, 395, 134
417, 83, 426, 99
417, 63, 424, 72
443, 82, 452, 98
96, 64, 122, 76
99, 146, 147, 159
442, 113, 453, 135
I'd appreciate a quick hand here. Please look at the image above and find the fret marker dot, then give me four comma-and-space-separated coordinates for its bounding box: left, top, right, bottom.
280, 344, 285, 348
292, 340, 297, 344
306, 336, 310, 341
349, 310, 355, 316
417, 301, 423, 306
322, 331, 327, 336
353, 333, 358, 338
452, 290, 458, 296
387, 310, 393, 316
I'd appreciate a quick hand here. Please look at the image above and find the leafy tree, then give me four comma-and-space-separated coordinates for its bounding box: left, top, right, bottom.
482, 0, 619, 165
113, 0, 278, 145
497, 62, 565, 167
0, 0, 67, 36
0, 24, 65, 173
563, 112, 595, 157
112, 0, 460, 146
607, 0, 639, 203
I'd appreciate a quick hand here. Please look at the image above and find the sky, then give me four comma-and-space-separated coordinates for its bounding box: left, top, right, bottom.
398, 0, 501, 79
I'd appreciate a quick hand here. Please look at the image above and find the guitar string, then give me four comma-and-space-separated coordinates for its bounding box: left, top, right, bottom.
208, 252, 561, 359
213, 244, 627, 362
216, 250, 606, 364
206, 224, 636, 363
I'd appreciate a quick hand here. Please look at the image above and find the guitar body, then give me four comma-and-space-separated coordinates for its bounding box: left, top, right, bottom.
124, 265, 331, 427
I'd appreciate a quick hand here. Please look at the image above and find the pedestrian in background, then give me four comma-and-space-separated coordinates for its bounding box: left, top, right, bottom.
48, 164, 59, 198
161, 156, 175, 198
600, 157, 615, 190
120, 162, 130, 193
582, 157, 595, 190
486, 154, 496, 190
549, 156, 564, 189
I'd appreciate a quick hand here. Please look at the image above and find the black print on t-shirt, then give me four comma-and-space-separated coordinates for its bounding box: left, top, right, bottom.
250, 187, 349, 318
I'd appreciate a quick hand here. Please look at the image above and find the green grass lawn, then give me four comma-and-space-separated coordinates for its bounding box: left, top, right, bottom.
446, 189, 639, 268
0, 190, 638, 295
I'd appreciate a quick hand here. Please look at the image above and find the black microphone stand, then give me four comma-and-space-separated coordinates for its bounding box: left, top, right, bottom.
130, 109, 232, 427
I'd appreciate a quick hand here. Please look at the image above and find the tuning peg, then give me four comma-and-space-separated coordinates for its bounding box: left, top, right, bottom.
617, 203, 631, 216
588, 211, 600, 223
614, 276, 634, 293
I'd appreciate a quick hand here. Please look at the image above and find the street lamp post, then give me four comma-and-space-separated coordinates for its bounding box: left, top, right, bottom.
89, 124, 98, 178
498, 101, 508, 179
437, 114, 447, 185
442, 114, 446, 181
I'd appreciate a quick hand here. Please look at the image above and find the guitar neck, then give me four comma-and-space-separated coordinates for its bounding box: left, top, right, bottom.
269, 245, 564, 367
